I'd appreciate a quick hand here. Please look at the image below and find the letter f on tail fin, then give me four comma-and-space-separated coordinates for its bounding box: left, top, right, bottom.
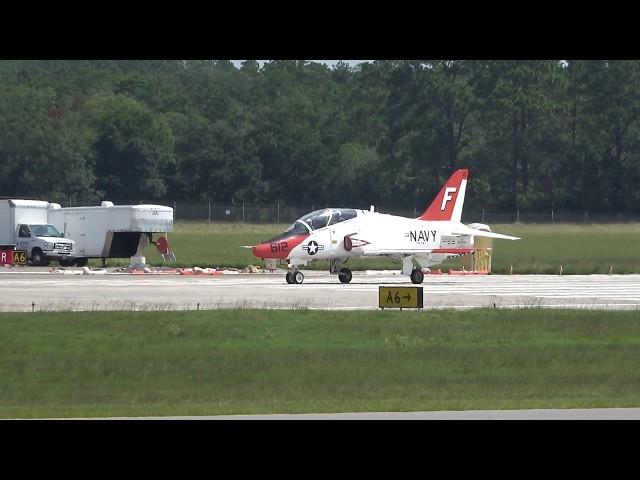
417, 169, 468, 222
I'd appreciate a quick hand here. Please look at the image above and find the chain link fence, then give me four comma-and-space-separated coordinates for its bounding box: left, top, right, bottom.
60, 198, 640, 224
165, 203, 640, 224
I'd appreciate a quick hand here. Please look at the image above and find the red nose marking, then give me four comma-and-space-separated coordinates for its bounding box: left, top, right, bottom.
252, 234, 309, 259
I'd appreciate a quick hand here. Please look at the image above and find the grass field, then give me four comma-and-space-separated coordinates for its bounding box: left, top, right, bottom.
489, 223, 640, 274
97, 221, 640, 275
1, 308, 639, 418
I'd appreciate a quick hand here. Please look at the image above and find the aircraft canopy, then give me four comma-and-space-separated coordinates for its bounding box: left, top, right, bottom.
269, 209, 358, 242
297, 208, 357, 231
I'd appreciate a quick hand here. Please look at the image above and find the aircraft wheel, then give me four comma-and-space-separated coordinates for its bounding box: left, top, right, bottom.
286, 272, 294, 284
410, 269, 424, 284
338, 267, 352, 284
293, 271, 304, 284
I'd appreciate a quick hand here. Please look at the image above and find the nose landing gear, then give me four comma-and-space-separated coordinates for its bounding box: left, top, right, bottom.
286, 270, 305, 284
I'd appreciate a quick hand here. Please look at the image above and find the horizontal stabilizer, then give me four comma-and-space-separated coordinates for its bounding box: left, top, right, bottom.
452, 225, 520, 241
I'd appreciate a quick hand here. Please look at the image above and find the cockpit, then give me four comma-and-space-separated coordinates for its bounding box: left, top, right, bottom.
292, 208, 357, 233
267, 208, 358, 242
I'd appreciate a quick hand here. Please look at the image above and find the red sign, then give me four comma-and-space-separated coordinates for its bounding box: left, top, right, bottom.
0, 247, 13, 265
155, 236, 169, 255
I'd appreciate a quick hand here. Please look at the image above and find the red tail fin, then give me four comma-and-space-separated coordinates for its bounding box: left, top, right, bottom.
418, 169, 468, 222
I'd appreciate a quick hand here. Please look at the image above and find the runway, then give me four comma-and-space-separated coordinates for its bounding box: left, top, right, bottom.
1, 269, 639, 311
71, 408, 640, 420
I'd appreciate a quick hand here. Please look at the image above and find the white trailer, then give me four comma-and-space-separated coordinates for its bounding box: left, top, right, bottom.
48, 201, 174, 266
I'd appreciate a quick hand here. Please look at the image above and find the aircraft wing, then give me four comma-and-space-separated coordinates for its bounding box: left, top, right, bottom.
362, 247, 475, 256
452, 225, 520, 240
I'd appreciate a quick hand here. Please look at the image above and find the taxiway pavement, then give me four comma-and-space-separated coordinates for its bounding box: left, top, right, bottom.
1, 270, 639, 311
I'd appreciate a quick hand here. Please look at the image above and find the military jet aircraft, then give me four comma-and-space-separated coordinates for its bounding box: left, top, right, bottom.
251, 169, 520, 284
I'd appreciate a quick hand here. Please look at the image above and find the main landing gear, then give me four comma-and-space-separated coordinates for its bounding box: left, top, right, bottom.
401, 256, 424, 284
338, 267, 352, 284
331, 258, 352, 284
285, 270, 305, 284
410, 268, 424, 284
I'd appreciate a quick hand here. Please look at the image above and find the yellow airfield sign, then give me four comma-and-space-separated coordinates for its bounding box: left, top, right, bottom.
13, 250, 27, 265
379, 286, 423, 309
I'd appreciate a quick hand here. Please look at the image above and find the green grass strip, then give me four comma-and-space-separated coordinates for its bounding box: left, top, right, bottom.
1, 308, 640, 418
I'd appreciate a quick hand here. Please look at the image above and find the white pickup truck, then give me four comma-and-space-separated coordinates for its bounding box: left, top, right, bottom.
0, 199, 76, 266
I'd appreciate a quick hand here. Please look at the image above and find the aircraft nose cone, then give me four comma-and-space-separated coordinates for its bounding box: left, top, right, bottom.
251, 234, 309, 259
252, 243, 269, 259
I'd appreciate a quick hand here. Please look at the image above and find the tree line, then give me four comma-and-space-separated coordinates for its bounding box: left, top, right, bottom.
0, 59, 639, 213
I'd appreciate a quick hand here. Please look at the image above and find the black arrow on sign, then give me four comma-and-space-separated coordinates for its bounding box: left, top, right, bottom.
403, 294, 411, 301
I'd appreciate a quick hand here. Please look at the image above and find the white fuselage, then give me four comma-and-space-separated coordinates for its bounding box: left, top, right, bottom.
287, 210, 472, 267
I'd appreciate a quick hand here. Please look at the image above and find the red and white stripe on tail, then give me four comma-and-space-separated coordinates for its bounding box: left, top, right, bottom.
417, 169, 468, 222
